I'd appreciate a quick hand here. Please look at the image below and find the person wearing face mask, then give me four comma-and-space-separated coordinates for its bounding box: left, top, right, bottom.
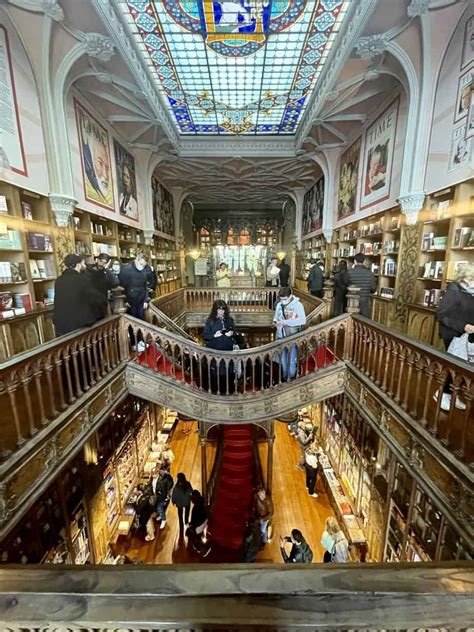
111, 259, 121, 278
118, 253, 150, 351
273, 286, 307, 380
84, 253, 119, 320
53, 254, 103, 337
436, 262, 474, 411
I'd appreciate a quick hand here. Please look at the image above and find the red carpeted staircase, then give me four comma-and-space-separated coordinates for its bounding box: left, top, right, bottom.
208, 424, 255, 551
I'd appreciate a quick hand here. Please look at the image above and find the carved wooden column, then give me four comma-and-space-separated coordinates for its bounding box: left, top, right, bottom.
346, 285, 360, 314
322, 279, 334, 318
49, 195, 77, 275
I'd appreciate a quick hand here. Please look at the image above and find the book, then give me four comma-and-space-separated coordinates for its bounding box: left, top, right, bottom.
0, 261, 11, 282
21, 201, 33, 220
422, 232, 434, 251
0, 230, 21, 250
37, 259, 47, 278
73, 216, 81, 230
44, 259, 56, 277
0, 292, 13, 310
14, 293, 32, 311
434, 261, 444, 280
0, 196, 8, 214
29, 259, 41, 279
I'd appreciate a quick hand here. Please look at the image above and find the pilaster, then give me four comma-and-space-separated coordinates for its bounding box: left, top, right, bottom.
49, 194, 76, 273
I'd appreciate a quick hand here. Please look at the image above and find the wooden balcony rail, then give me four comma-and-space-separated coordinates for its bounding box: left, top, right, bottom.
0, 563, 472, 630
151, 288, 186, 321
147, 302, 193, 341
351, 316, 474, 463
183, 287, 280, 312
0, 308, 55, 363
0, 316, 125, 458
126, 314, 350, 397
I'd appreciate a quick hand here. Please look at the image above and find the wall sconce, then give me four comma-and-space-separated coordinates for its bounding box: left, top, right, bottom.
277, 251, 286, 260
188, 249, 201, 260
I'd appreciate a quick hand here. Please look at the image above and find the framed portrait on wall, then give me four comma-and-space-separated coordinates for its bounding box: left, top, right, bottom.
114, 140, 138, 221
360, 99, 399, 211
151, 175, 175, 238
302, 176, 324, 238
461, 15, 474, 69
337, 138, 361, 221
454, 69, 473, 123
75, 100, 115, 211
0, 26, 27, 176
448, 121, 472, 171
467, 90, 474, 139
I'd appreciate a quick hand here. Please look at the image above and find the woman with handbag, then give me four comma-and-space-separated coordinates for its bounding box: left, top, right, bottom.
436, 263, 474, 411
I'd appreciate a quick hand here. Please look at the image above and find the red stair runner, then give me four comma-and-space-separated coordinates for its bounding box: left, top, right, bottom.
208, 424, 255, 550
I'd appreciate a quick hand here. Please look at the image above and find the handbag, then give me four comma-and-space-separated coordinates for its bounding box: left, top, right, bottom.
447, 333, 474, 363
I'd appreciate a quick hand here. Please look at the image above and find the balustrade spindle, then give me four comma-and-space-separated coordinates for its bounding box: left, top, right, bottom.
458, 391, 471, 458
54, 353, 67, 410
102, 330, 112, 373
445, 376, 462, 448
63, 349, 76, 404
85, 342, 96, 387
21, 371, 37, 436
388, 346, 399, 399
7, 381, 24, 446
395, 348, 407, 404
33, 363, 47, 427
78, 342, 90, 391
412, 358, 424, 420
375, 334, 385, 386
381, 338, 391, 392
402, 353, 414, 411
44, 360, 58, 418
91, 334, 102, 380
71, 348, 83, 398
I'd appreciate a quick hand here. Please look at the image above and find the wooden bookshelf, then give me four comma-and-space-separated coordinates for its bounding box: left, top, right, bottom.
296, 233, 327, 289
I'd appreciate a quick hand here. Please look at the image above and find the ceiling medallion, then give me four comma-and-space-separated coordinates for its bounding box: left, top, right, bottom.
162, 0, 306, 57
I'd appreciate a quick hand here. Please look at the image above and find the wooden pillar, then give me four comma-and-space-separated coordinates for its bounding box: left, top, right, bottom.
401, 478, 418, 561
266, 437, 274, 494
391, 222, 422, 332
56, 477, 76, 564
200, 437, 208, 503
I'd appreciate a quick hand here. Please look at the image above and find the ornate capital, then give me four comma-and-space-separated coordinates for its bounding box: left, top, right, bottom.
356, 34, 390, 60
407, 0, 430, 17
6, 0, 64, 21
398, 192, 425, 225
322, 228, 333, 243
80, 32, 115, 62
49, 194, 76, 227
143, 229, 155, 246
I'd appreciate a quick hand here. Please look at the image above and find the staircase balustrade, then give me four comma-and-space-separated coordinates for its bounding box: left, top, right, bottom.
0, 316, 125, 458
126, 314, 349, 396
351, 317, 474, 463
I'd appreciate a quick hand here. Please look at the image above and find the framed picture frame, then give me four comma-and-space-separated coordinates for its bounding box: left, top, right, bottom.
461, 15, 474, 70
454, 68, 473, 123
337, 138, 361, 221
302, 176, 324, 238
114, 140, 139, 222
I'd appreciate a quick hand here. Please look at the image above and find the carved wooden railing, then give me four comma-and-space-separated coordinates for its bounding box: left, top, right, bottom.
183, 287, 280, 312
126, 314, 350, 396
147, 301, 193, 341
351, 316, 474, 464
0, 563, 472, 630
0, 316, 126, 458
151, 288, 186, 321
0, 308, 55, 362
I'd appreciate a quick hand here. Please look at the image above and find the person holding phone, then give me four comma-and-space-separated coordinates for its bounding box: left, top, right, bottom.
85, 252, 119, 320
279, 529, 313, 563
202, 299, 237, 393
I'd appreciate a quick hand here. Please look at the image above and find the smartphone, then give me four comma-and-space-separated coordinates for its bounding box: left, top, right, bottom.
221, 328, 232, 335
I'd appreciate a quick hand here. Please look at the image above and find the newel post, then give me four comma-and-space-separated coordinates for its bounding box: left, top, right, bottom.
346, 285, 360, 314
322, 279, 334, 317
118, 316, 130, 362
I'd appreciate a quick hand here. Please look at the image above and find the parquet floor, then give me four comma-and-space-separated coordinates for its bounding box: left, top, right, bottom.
117, 421, 336, 564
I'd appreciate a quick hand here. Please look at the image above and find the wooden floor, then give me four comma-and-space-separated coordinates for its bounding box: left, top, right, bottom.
117, 421, 336, 564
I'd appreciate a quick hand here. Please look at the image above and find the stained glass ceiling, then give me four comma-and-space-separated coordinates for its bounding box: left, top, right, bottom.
120, 1, 351, 135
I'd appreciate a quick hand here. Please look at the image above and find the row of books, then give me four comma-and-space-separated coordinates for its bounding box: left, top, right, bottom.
0, 291, 33, 314
453, 227, 474, 248
27, 232, 52, 251
358, 221, 384, 236
360, 242, 382, 255
379, 287, 395, 299
30, 258, 56, 279
383, 240, 399, 254
120, 248, 137, 258
92, 242, 118, 257
422, 232, 447, 251
334, 246, 356, 258
0, 261, 27, 283
383, 259, 397, 276
0, 229, 22, 250
422, 289, 444, 307
419, 261, 444, 280
91, 221, 113, 237
75, 241, 90, 255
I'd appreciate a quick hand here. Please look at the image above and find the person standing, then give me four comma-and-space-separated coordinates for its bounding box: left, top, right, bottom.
85, 253, 119, 320
307, 259, 324, 298
203, 299, 237, 393
304, 445, 320, 497
348, 252, 377, 318
53, 254, 102, 337
242, 517, 263, 563
187, 490, 211, 557
296, 420, 312, 469
171, 473, 193, 533
118, 253, 149, 351
266, 257, 280, 287
134, 484, 155, 542
150, 467, 174, 530
436, 263, 474, 411
280, 529, 313, 563
273, 287, 307, 380
255, 487, 274, 545
332, 260, 349, 316
321, 517, 349, 563
278, 258, 291, 287
216, 262, 231, 288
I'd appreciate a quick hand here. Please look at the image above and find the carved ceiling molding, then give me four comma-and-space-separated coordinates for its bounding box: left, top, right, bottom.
6, 0, 63, 21
398, 192, 426, 225
48, 194, 76, 228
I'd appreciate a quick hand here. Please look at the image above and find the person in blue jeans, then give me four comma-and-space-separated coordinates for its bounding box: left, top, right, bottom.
273, 287, 307, 380
150, 467, 174, 530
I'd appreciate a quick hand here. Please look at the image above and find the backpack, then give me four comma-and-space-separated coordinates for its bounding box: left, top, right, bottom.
331, 535, 349, 563
301, 543, 313, 563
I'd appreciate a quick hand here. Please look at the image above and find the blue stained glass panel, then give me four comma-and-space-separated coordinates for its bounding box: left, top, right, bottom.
121, 0, 351, 135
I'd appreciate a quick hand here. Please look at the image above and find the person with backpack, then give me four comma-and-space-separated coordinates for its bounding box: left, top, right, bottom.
273, 286, 307, 380
279, 529, 313, 563
321, 517, 349, 563
307, 259, 324, 298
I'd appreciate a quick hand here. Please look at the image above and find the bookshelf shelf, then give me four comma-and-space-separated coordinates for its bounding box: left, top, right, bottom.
33, 277, 56, 282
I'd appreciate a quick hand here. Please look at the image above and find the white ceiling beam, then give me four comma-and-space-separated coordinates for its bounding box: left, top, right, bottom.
129, 124, 154, 143
107, 114, 152, 123
85, 88, 148, 116
320, 122, 348, 142
324, 113, 368, 122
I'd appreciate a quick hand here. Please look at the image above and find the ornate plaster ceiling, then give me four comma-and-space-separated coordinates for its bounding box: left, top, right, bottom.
156, 155, 321, 204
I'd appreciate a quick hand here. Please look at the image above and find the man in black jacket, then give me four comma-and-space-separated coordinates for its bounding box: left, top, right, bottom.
85, 253, 119, 319
307, 260, 324, 297
150, 467, 174, 530
53, 254, 103, 337
348, 252, 377, 318
119, 253, 149, 351
135, 484, 155, 542
278, 258, 291, 287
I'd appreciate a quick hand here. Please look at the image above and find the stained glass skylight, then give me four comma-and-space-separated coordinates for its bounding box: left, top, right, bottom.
120, 1, 351, 135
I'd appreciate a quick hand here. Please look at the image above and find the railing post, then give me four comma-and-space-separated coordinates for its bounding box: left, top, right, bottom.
322, 279, 334, 319
346, 285, 360, 315
110, 287, 127, 315
118, 316, 130, 362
